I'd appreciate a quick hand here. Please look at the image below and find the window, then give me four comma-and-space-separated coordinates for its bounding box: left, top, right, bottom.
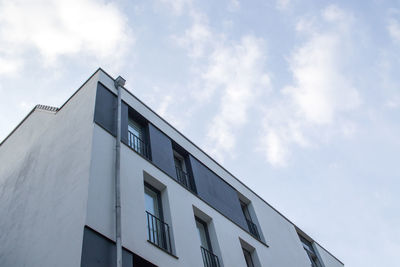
242, 248, 255, 267
128, 119, 148, 158
144, 184, 172, 253
299, 235, 322, 267
195, 217, 220, 267
240, 201, 260, 240
195, 218, 212, 251
173, 151, 190, 188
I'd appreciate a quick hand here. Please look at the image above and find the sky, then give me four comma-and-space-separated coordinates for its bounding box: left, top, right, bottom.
0, 0, 399, 266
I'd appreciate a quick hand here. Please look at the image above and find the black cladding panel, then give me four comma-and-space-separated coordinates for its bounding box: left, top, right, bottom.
121, 102, 129, 144
80, 227, 157, 267
80, 228, 132, 267
94, 83, 129, 140
94, 83, 117, 135
189, 155, 248, 229
148, 124, 176, 178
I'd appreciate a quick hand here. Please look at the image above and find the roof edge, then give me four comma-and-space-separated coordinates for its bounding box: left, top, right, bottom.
0, 68, 102, 147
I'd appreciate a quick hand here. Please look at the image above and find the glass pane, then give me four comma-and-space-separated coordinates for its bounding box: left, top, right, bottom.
174, 157, 182, 169
241, 203, 252, 221
128, 121, 144, 153
128, 120, 143, 138
145, 187, 159, 218
196, 220, 209, 250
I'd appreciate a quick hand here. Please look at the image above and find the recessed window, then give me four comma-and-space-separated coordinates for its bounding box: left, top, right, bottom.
299, 235, 322, 267
195, 217, 220, 267
240, 200, 260, 240
144, 183, 172, 254
128, 119, 148, 158
242, 247, 255, 267
173, 151, 190, 188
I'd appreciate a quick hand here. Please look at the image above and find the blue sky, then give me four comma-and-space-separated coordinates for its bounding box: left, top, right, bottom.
0, 0, 399, 266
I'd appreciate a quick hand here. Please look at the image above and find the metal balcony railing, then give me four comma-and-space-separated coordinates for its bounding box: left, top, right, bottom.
175, 166, 191, 189
146, 211, 172, 253
246, 219, 260, 240
200, 246, 220, 267
128, 131, 149, 159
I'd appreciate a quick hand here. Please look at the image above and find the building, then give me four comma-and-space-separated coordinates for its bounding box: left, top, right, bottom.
0, 68, 344, 267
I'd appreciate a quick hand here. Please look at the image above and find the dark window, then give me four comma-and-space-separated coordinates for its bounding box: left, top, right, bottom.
299, 235, 322, 267
195, 217, 220, 267
128, 118, 149, 158
242, 248, 255, 267
144, 184, 172, 254
240, 201, 260, 240
173, 151, 192, 190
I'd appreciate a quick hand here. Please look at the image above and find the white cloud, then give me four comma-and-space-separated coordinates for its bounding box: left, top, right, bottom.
0, 0, 133, 74
158, 0, 192, 15
228, 0, 240, 12
203, 36, 271, 160
0, 57, 22, 75
262, 130, 288, 166
260, 5, 361, 166
173, 21, 213, 58
18, 101, 35, 112
284, 32, 360, 125
276, 0, 291, 10
388, 17, 400, 43
174, 11, 271, 161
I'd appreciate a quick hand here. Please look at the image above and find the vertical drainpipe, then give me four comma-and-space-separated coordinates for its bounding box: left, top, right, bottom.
114, 76, 126, 267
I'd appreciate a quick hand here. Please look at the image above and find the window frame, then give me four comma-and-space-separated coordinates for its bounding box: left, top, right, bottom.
240, 200, 252, 222
242, 247, 255, 267
173, 151, 186, 172
144, 182, 163, 220
299, 235, 322, 267
195, 217, 213, 252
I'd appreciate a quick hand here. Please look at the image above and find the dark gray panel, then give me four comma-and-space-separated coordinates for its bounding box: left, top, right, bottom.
81, 227, 157, 267
94, 83, 117, 136
80, 228, 132, 267
189, 155, 248, 229
121, 102, 129, 144
148, 124, 176, 178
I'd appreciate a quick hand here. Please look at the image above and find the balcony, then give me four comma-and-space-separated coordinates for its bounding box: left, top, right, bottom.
200, 246, 220, 267
128, 131, 149, 159
146, 211, 172, 254
246, 219, 260, 240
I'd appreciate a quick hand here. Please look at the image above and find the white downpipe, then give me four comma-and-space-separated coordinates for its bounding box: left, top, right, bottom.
114, 76, 125, 267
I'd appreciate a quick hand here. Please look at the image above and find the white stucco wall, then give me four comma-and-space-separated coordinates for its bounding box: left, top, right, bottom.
0, 71, 99, 267
0, 68, 343, 267
84, 70, 344, 267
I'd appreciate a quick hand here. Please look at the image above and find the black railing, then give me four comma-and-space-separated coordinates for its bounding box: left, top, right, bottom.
246, 219, 260, 240
175, 166, 190, 188
200, 246, 220, 267
128, 131, 149, 158
146, 211, 172, 253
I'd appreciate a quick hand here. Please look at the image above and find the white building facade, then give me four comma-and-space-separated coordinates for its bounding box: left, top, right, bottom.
0, 69, 344, 267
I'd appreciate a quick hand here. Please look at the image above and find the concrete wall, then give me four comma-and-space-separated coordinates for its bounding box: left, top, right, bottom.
0, 71, 100, 267
85, 70, 344, 267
